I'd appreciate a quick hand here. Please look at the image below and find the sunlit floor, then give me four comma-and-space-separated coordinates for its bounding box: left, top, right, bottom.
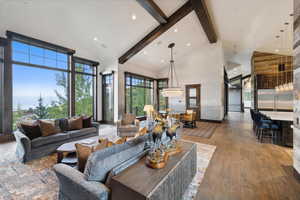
183, 111, 298, 200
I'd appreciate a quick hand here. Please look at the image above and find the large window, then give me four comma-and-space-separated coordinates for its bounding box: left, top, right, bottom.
157, 79, 168, 112
102, 73, 114, 122
0, 40, 4, 133
12, 40, 70, 130
125, 73, 154, 116
74, 59, 97, 117
8, 32, 99, 131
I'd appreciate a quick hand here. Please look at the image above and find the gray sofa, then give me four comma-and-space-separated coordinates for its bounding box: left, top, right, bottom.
14, 122, 100, 163
54, 134, 150, 200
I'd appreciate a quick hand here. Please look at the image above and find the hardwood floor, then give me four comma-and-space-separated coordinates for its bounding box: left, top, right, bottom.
182, 111, 300, 200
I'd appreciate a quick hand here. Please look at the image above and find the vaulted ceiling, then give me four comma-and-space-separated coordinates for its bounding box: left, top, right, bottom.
0, 0, 294, 72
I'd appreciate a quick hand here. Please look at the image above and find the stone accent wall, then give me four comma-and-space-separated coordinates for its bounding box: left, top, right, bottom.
293, 0, 300, 173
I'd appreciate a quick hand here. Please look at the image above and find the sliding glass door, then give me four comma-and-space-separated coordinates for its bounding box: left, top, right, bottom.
102, 73, 114, 123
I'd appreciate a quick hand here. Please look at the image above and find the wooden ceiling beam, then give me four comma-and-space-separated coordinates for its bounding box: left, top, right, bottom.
119, 1, 193, 64
190, 0, 217, 43
136, 0, 168, 24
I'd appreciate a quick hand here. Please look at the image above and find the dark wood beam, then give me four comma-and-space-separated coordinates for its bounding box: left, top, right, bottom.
136, 0, 167, 24
119, 1, 193, 64
190, 0, 217, 43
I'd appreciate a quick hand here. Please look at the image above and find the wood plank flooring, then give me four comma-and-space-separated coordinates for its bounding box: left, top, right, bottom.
182, 111, 300, 200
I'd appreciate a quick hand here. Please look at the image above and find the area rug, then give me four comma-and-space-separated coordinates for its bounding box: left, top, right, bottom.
0, 141, 216, 200
182, 121, 219, 139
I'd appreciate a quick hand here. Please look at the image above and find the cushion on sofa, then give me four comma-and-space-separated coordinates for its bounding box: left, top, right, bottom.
18, 121, 42, 140
68, 127, 97, 138
57, 118, 69, 132
118, 125, 139, 132
38, 120, 60, 137
31, 133, 70, 148
75, 140, 108, 172
82, 116, 93, 128
84, 140, 145, 182
68, 117, 83, 130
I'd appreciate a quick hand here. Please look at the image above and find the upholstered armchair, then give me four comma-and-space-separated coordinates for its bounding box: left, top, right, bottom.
181, 110, 197, 128
117, 113, 140, 138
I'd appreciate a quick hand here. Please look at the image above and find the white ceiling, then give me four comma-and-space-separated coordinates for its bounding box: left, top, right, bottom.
207, 0, 294, 66
0, 0, 294, 71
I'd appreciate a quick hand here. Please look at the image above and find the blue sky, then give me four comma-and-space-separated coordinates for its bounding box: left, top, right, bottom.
12, 41, 67, 110
11, 41, 94, 111
13, 65, 66, 110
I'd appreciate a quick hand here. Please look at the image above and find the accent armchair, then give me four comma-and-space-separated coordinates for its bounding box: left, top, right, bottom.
117, 113, 140, 138
181, 110, 197, 128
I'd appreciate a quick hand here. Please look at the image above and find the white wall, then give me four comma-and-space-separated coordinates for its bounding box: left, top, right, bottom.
157, 42, 225, 121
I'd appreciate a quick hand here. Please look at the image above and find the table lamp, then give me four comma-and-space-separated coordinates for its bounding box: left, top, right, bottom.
144, 105, 154, 120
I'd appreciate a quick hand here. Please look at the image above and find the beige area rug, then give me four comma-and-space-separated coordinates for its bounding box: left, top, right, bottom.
0, 139, 215, 200
182, 121, 219, 139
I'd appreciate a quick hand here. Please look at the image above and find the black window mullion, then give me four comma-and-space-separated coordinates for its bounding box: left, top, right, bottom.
70, 57, 75, 117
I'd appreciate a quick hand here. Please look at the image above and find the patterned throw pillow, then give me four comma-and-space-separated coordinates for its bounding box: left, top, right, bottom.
75, 139, 108, 172
68, 117, 83, 130
38, 120, 60, 137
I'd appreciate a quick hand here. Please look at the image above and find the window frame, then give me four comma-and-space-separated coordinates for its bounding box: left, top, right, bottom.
102, 72, 114, 123
125, 72, 154, 117
157, 78, 169, 112
4, 31, 100, 133
72, 56, 99, 119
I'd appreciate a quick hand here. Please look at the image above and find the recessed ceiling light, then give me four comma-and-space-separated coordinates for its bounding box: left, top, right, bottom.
155, 41, 162, 46
186, 43, 191, 47
174, 28, 178, 33
275, 49, 279, 52
132, 14, 137, 20
93, 37, 99, 41
143, 51, 147, 55
161, 59, 165, 63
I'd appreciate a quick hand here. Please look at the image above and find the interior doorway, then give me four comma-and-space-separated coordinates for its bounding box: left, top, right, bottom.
228, 77, 243, 112
185, 84, 201, 120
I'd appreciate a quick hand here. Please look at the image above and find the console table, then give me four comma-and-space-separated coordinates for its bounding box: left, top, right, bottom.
110, 141, 197, 200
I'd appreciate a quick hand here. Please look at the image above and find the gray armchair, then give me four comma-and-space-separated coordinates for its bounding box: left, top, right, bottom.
117, 113, 140, 137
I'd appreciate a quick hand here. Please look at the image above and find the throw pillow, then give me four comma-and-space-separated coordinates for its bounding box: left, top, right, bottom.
82, 116, 92, 128
114, 137, 126, 145
38, 120, 60, 137
76, 139, 108, 172
18, 121, 42, 140
57, 118, 69, 132
68, 117, 83, 130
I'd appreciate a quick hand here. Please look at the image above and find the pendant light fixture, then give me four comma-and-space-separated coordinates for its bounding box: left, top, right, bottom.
162, 43, 184, 97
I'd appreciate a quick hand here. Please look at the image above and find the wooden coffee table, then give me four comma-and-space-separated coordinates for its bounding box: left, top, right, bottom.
110, 141, 197, 200
56, 136, 99, 163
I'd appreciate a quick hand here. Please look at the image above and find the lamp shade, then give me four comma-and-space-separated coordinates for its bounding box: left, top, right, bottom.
162, 87, 184, 97
143, 105, 154, 112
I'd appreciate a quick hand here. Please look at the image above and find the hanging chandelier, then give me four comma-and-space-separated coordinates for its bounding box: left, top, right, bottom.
162, 43, 184, 97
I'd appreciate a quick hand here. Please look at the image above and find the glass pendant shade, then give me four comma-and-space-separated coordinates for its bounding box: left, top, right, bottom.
162, 87, 184, 97
288, 82, 293, 90
162, 43, 183, 98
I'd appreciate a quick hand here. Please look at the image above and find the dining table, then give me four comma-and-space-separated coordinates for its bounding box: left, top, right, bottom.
260, 111, 293, 147
260, 111, 293, 122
